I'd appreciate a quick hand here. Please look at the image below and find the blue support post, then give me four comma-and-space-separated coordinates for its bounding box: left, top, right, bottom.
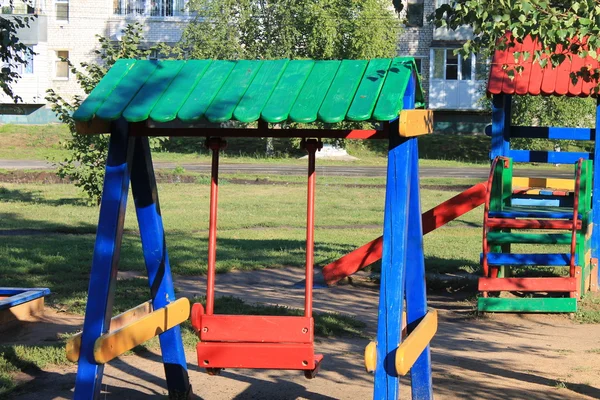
130, 137, 191, 398
373, 122, 412, 400
593, 98, 600, 280
490, 94, 511, 160
405, 138, 433, 399
74, 119, 134, 399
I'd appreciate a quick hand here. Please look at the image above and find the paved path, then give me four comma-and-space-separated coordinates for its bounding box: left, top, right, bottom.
0, 159, 573, 179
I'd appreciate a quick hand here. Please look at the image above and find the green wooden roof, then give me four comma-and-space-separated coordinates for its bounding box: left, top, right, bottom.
73, 58, 424, 126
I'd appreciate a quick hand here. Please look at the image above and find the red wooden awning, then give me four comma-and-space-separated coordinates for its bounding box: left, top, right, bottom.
487, 35, 600, 97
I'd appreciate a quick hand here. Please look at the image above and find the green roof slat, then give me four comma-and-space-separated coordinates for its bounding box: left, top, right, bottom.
177, 60, 236, 123
372, 58, 413, 121
150, 60, 212, 122
122, 60, 185, 123
288, 60, 341, 123
261, 60, 315, 123
317, 60, 369, 124
205, 60, 263, 123
95, 61, 159, 121
72, 59, 136, 121
233, 59, 289, 123
346, 58, 392, 121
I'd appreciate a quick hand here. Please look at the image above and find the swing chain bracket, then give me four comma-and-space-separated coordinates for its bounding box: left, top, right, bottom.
300, 138, 323, 153
205, 137, 227, 151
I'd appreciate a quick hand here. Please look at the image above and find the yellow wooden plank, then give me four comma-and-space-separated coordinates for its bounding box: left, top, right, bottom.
0, 297, 44, 333
364, 341, 376, 373
93, 298, 190, 364
395, 309, 437, 376
398, 109, 433, 137
511, 177, 574, 191
66, 300, 154, 362
526, 189, 541, 195
363, 311, 406, 373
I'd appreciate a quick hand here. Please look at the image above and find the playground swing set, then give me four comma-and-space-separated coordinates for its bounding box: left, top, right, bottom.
66, 57, 437, 400
8, 34, 590, 400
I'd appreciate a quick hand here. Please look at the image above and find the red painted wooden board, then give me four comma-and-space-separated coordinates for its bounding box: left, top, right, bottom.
478, 277, 577, 292
487, 218, 580, 230
198, 315, 313, 343
321, 182, 488, 285
196, 342, 318, 369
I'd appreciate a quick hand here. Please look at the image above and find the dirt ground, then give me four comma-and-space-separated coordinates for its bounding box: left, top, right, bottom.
3, 268, 600, 400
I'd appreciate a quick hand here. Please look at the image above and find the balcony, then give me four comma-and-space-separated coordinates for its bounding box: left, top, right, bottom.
433, 26, 473, 42
0, 14, 47, 44
113, 0, 188, 17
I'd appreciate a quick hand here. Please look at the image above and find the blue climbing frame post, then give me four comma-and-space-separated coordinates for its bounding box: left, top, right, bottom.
130, 136, 191, 398
593, 97, 600, 282
74, 119, 135, 399
490, 94, 511, 160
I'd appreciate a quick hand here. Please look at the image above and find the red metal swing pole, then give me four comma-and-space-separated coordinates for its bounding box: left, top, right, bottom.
303, 139, 321, 317
206, 138, 225, 315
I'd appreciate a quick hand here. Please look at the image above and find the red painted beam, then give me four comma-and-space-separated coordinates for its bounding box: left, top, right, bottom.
322, 182, 488, 285
196, 342, 319, 370
487, 218, 580, 230
198, 315, 313, 343
478, 277, 577, 292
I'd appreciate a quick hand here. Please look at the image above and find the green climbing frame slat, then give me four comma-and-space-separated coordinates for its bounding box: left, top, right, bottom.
486, 232, 572, 245
478, 297, 577, 313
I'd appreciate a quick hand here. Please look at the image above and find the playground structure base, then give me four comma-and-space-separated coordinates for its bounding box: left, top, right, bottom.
478, 297, 577, 313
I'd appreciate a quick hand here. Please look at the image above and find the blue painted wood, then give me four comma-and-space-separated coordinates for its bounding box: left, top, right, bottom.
488, 209, 578, 219
374, 123, 411, 400
74, 119, 134, 400
509, 150, 591, 164
485, 253, 570, 266
511, 198, 562, 207
0, 288, 50, 309
490, 95, 511, 160
130, 137, 190, 397
539, 190, 554, 196
405, 137, 433, 399
509, 126, 595, 141
593, 98, 600, 278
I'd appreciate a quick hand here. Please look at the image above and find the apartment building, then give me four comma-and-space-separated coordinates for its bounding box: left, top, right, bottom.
0, 0, 190, 123
1, 0, 488, 130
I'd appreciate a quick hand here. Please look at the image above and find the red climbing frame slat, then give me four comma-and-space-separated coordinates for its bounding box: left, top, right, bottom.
478, 277, 577, 292
321, 182, 488, 285
486, 218, 581, 230
196, 342, 320, 370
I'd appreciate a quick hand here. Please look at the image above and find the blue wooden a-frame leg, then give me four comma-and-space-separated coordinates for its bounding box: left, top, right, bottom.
74, 119, 135, 399
373, 131, 412, 400
130, 136, 191, 398
405, 138, 433, 399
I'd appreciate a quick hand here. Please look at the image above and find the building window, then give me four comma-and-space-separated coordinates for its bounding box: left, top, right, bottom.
24, 47, 33, 74
113, 0, 187, 17
55, 50, 69, 79
432, 48, 482, 81
406, 0, 424, 27
56, 0, 68, 21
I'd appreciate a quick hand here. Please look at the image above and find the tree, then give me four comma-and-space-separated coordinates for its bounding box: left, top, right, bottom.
46, 23, 153, 205
176, 0, 401, 60
434, 0, 600, 83
0, 0, 35, 102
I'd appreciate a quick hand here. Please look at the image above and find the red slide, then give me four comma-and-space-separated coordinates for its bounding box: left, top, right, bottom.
322, 182, 488, 285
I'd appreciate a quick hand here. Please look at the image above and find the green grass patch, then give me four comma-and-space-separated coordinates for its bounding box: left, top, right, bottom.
575, 293, 600, 324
